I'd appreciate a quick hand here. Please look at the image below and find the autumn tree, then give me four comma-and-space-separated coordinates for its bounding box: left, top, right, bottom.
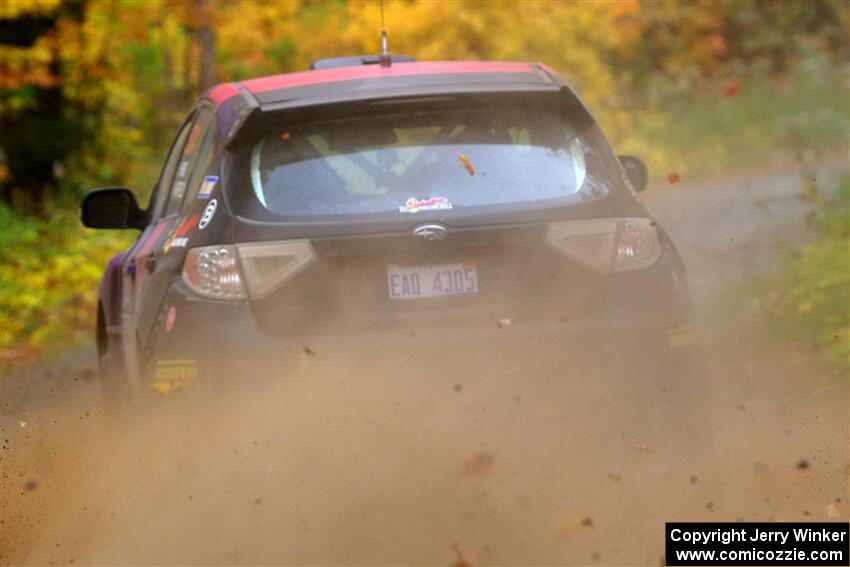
0, 0, 92, 214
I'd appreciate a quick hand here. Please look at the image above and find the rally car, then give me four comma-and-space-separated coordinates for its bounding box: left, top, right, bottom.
82, 55, 705, 436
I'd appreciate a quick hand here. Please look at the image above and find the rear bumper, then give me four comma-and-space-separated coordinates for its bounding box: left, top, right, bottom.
145, 278, 700, 394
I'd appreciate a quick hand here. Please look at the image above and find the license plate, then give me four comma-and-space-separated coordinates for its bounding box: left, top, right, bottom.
387, 260, 478, 300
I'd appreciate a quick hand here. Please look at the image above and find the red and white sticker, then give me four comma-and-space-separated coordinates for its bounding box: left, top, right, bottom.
399, 196, 453, 214
163, 214, 199, 253
165, 306, 176, 332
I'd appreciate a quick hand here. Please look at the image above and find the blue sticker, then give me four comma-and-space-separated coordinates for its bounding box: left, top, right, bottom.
197, 175, 218, 199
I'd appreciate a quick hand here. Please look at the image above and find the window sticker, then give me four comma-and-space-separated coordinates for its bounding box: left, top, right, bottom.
399, 196, 453, 214
163, 214, 199, 253
184, 124, 202, 155
197, 175, 218, 199
198, 199, 217, 230
164, 237, 188, 252
172, 180, 187, 200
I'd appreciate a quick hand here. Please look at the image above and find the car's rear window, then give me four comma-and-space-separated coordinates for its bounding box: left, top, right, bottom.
240, 106, 609, 219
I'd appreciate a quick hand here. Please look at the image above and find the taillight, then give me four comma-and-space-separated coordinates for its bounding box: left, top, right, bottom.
613, 218, 662, 272
545, 217, 661, 273
236, 239, 316, 299
182, 240, 316, 301
183, 246, 246, 300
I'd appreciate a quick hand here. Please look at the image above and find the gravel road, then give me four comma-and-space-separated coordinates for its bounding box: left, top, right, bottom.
2, 163, 848, 565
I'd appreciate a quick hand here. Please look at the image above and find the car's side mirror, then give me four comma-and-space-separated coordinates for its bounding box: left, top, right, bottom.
81, 187, 147, 229
618, 155, 649, 192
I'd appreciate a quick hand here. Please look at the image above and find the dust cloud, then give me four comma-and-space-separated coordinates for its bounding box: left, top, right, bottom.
2, 168, 848, 565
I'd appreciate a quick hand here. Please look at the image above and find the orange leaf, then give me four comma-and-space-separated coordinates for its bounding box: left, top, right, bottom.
722, 79, 741, 97
457, 153, 475, 176
449, 542, 473, 567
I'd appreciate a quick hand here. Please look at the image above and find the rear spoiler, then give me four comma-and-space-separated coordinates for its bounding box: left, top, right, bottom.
225, 86, 596, 150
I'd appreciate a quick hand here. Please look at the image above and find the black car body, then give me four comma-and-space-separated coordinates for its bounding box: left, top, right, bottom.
83, 60, 701, 422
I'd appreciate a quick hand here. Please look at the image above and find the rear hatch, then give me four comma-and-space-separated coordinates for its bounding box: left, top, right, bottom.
214, 92, 654, 336
245, 223, 615, 336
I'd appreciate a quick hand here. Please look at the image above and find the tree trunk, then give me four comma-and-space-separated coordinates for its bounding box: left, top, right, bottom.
195, 0, 217, 90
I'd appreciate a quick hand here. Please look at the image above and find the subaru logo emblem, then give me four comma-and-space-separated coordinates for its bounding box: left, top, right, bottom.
413, 224, 448, 241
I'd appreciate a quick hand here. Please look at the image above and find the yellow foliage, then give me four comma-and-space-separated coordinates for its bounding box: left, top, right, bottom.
0, 0, 61, 19
0, 206, 133, 368
2, 0, 847, 368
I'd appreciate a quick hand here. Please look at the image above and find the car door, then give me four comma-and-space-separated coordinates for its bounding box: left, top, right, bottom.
122, 105, 216, 374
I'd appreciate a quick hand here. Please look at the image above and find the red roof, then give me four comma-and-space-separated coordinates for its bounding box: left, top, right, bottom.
205, 61, 549, 108
240, 61, 537, 95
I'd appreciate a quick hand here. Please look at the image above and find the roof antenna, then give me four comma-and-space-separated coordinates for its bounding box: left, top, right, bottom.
379, 0, 391, 67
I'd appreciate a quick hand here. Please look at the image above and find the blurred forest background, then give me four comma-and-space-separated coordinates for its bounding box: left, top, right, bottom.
1, 0, 848, 370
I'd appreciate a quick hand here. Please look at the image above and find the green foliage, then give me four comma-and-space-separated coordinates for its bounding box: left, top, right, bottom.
0, 0, 848, 368
618, 52, 850, 183
749, 180, 850, 374
0, 202, 133, 366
